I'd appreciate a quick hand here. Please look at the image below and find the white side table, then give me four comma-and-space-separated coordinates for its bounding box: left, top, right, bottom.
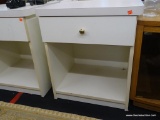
0, 4, 51, 97
36, 0, 144, 109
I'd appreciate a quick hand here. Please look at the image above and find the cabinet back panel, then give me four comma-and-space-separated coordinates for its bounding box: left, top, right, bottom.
73, 44, 130, 62
0, 42, 20, 73
17, 42, 31, 55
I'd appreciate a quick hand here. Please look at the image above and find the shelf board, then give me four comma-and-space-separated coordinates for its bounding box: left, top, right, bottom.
56, 64, 127, 104
0, 59, 39, 90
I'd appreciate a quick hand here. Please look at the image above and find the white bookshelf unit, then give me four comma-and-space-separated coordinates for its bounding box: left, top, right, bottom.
36, 0, 144, 109
0, 4, 51, 97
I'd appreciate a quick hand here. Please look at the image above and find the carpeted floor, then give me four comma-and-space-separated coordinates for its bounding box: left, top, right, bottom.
0, 101, 97, 120
0, 89, 159, 120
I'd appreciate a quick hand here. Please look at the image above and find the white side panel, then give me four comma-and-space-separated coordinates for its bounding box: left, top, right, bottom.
0, 18, 28, 41
39, 16, 136, 46
125, 47, 134, 111
45, 44, 57, 98
25, 17, 51, 97
45, 43, 74, 93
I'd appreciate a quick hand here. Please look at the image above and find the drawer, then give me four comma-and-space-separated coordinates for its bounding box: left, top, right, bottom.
39, 16, 137, 46
0, 18, 28, 41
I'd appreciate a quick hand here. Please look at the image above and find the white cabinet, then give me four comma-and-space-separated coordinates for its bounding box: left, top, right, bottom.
36, 0, 144, 109
0, 5, 51, 97
40, 17, 134, 110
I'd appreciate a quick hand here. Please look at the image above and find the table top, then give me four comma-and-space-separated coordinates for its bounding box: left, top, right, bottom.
138, 15, 160, 22
0, 1, 62, 17
0, 3, 40, 17
138, 15, 160, 26
36, 0, 144, 16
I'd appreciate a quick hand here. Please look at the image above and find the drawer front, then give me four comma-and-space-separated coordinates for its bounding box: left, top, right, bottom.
0, 18, 28, 41
39, 17, 137, 46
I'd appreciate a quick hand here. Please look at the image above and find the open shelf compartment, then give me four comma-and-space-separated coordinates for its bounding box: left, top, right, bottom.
0, 41, 39, 91
57, 64, 127, 103
46, 43, 130, 104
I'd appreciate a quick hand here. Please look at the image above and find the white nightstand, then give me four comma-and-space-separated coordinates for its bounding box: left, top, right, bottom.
36, 0, 144, 109
0, 4, 51, 97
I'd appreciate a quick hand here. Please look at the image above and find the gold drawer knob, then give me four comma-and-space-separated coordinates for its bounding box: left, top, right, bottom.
79, 29, 85, 34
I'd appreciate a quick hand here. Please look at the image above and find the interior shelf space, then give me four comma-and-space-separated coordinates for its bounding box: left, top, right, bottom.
46, 43, 130, 103
0, 41, 39, 90
57, 63, 127, 103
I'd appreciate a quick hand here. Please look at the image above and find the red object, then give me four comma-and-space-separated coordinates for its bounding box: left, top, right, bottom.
10, 92, 23, 104
128, 10, 133, 15
19, 18, 23, 22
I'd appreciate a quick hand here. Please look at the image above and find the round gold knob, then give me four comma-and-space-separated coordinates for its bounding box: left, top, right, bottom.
79, 29, 85, 34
